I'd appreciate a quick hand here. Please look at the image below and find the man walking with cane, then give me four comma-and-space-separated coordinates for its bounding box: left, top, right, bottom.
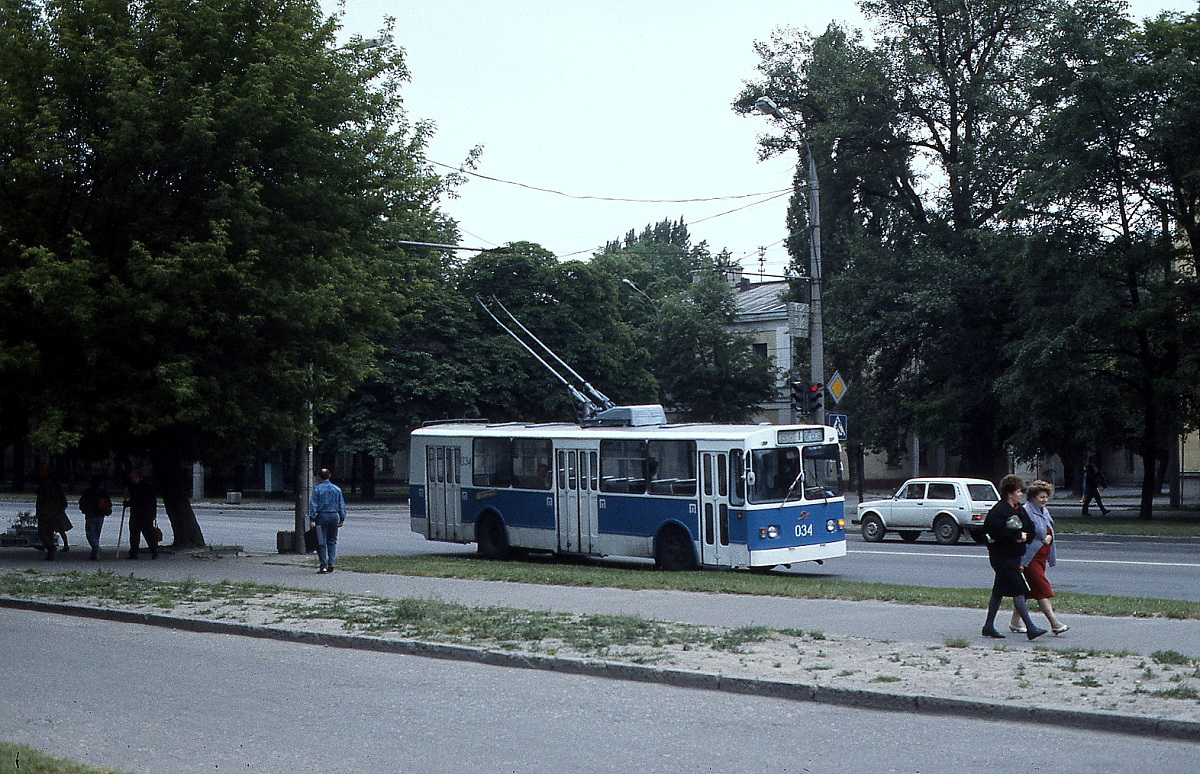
309, 468, 346, 573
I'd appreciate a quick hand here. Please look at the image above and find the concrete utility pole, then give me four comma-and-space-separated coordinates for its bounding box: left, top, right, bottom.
755, 96, 825, 426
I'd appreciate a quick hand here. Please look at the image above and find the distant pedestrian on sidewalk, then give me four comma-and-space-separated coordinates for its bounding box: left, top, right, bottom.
1010, 480, 1069, 636
35, 465, 71, 561
982, 474, 1047, 641
124, 468, 160, 559
1081, 455, 1110, 515
78, 474, 113, 560
309, 468, 346, 573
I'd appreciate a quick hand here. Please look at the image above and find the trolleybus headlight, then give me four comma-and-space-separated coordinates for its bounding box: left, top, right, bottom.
826, 518, 844, 532
760, 525, 780, 539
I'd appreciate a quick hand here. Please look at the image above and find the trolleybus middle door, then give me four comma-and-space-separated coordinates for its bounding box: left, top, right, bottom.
699, 451, 730, 566
426, 445, 462, 542
555, 444, 598, 554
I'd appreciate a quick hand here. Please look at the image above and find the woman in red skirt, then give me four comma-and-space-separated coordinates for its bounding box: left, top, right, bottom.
1011, 480, 1069, 635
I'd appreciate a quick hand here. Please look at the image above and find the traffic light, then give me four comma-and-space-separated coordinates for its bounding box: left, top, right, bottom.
805, 382, 824, 415
789, 380, 807, 414
790, 380, 824, 416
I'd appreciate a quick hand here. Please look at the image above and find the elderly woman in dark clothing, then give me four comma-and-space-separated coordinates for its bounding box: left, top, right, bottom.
982, 474, 1047, 640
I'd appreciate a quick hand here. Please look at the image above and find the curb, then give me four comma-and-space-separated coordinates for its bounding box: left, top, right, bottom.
4, 596, 1198, 744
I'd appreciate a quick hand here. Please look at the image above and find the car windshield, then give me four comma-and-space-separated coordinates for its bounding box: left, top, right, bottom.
967, 483, 999, 502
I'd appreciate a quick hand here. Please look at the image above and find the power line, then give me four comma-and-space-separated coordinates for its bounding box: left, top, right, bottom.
432, 160, 791, 204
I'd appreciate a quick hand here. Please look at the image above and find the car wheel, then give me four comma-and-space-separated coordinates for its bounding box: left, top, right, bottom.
476, 513, 510, 560
970, 529, 988, 545
899, 531, 920, 543
655, 525, 697, 571
934, 515, 961, 545
860, 514, 886, 542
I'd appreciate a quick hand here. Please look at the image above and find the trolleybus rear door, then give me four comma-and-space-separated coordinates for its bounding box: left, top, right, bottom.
426, 445, 462, 541
699, 451, 730, 566
556, 445, 598, 554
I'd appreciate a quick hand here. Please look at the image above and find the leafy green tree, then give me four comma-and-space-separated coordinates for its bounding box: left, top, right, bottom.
0, 0, 447, 543
593, 221, 777, 422
736, 1, 1080, 477
458, 242, 658, 422
1000, 4, 1200, 515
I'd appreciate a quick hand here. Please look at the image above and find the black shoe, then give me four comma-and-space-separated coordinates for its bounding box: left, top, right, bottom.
1028, 627, 1048, 641
1101, 509, 1111, 515
89, 551, 98, 560
127, 554, 138, 560
61, 545, 69, 552
982, 627, 1005, 639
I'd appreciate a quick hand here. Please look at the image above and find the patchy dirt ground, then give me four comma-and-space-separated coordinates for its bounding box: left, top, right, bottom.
27, 584, 1200, 726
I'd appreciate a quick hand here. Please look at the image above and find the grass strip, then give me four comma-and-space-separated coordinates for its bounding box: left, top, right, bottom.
335, 554, 1200, 620
0, 570, 772, 662
1053, 512, 1200, 537
0, 742, 129, 774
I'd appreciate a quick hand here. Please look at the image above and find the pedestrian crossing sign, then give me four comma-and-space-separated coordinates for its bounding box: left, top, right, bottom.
827, 412, 848, 440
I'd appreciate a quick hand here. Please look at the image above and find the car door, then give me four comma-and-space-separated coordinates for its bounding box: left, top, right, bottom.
888, 482, 927, 527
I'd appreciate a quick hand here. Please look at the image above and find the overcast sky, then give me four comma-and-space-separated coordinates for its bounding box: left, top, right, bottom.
326, 0, 1194, 279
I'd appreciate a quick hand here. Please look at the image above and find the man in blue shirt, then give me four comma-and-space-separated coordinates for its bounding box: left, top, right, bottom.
309, 468, 347, 573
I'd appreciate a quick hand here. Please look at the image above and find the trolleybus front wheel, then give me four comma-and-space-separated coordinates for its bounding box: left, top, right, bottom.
654, 526, 697, 571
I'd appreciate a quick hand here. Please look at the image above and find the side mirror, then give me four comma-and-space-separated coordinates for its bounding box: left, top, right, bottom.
746, 471, 756, 487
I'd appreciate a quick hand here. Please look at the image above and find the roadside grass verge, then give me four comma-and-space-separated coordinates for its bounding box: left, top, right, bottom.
1053, 511, 1200, 538
0, 570, 773, 660
335, 554, 1200, 620
0, 741, 129, 774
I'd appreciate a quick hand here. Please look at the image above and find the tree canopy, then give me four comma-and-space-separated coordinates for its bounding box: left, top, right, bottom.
0, 0, 450, 541
736, 0, 1199, 512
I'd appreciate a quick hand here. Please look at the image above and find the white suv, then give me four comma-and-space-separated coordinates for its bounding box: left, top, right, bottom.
855, 477, 999, 544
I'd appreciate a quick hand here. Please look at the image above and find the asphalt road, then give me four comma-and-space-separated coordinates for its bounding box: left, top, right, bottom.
3, 608, 1198, 774
4, 496, 1198, 601
188, 500, 1200, 603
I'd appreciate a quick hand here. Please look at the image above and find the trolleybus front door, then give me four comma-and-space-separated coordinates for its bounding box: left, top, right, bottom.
426, 445, 462, 541
555, 445, 598, 554
699, 451, 730, 566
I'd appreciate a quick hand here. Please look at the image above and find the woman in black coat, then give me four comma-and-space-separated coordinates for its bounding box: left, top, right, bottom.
981, 474, 1047, 640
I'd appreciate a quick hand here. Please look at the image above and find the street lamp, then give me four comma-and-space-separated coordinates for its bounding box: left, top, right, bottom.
621, 278, 660, 311
755, 96, 825, 426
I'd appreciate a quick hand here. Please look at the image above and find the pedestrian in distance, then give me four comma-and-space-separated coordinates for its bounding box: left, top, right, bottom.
1009, 479, 1069, 636
982, 474, 1047, 641
123, 468, 160, 559
1081, 455, 1110, 516
78, 474, 114, 560
309, 468, 346, 573
35, 464, 71, 561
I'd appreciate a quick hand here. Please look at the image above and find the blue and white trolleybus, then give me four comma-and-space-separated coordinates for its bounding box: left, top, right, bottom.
409, 414, 846, 570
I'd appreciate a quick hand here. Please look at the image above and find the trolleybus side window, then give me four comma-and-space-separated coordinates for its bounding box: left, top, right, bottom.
436, 447, 445, 483
473, 438, 512, 487
600, 440, 646, 494
426, 446, 437, 483
589, 452, 599, 491
646, 440, 697, 496
512, 438, 552, 490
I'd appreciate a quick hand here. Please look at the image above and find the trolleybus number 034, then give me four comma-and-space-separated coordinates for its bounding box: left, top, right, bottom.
796, 523, 814, 538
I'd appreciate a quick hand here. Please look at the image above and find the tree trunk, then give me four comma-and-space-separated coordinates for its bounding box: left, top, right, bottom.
359, 451, 376, 500
151, 447, 207, 548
